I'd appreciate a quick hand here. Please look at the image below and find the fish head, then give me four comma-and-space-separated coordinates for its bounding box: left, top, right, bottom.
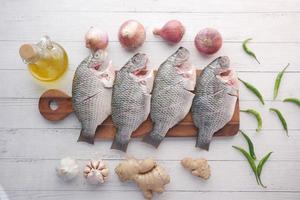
209, 56, 239, 93
173, 47, 190, 67
127, 53, 154, 94
173, 47, 196, 91
126, 53, 148, 73
208, 56, 230, 73
88, 49, 108, 71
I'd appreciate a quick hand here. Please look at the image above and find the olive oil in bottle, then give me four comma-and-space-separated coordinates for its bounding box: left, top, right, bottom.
19, 36, 68, 81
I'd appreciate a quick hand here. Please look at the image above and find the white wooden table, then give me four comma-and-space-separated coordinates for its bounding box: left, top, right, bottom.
0, 0, 300, 199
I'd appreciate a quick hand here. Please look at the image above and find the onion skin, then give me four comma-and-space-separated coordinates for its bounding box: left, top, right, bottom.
153, 20, 185, 43
194, 28, 222, 55
85, 26, 109, 51
118, 20, 146, 50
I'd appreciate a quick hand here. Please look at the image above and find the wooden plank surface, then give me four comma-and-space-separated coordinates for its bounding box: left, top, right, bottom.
0, 0, 300, 199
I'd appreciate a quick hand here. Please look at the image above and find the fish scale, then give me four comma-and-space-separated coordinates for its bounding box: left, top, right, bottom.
143, 47, 196, 147
111, 53, 153, 152
192, 56, 238, 150
72, 50, 114, 144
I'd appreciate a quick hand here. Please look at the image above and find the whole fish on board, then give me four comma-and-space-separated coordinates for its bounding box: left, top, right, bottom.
72, 50, 115, 144
111, 53, 154, 152
192, 56, 238, 150
142, 47, 196, 147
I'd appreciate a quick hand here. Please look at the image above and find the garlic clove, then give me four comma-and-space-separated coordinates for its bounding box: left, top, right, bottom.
101, 168, 109, 177
83, 166, 91, 176
98, 160, 105, 170
91, 160, 100, 169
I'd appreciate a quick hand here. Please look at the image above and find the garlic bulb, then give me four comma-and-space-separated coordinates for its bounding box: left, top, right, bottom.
83, 159, 109, 185
56, 157, 80, 181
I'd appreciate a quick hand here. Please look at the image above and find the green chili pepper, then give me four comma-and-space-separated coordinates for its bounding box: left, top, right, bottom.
242, 38, 260, 64
283, 98, 300, 106
273, 63, 289, 100
239, 130, 256, 160
232, 146, 259, 185
269, 108, 288, 136
238, 78, 265, 105
257, 152, 273, 188
240, 109, 262, 132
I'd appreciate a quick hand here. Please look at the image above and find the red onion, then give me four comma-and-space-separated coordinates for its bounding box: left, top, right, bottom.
153, 20, 185, 43
194, 28, 222, 55
118, 20, 146, 50
85, 26, 109, 51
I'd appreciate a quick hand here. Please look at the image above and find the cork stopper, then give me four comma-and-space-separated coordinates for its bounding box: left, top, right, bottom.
19, 44, 38, 62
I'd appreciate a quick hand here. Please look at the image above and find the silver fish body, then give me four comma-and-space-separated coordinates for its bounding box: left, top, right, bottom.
72, 50, 115, 144
142, 47, 196, 147
111, 53, 154, 152
192, 56, 238, 150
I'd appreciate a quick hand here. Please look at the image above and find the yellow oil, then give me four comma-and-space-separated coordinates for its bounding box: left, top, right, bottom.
28, 45, 68, 81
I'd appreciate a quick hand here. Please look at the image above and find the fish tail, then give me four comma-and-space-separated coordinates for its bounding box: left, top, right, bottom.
195, 129, 213, 151
77, 129, 95, 144
142, 123, 169, 148
111, 128, 131, 152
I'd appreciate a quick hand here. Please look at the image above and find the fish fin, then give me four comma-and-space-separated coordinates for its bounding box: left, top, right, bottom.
183, 67, 196, 91
196, 140, 210, 151
195, 129, 213, 151
111, 138, 129, 152
142, 133, 164, 148
77, 130, 94, 144
111, 128, 131, 152
173, 90, 195, 124
142, 123, 170, 148
143, 94, 151, 121
227, 87, 239, 97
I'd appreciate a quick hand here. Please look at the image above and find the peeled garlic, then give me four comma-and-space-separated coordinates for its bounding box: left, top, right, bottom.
83, 159, 109, 185
56, 157, 80, 181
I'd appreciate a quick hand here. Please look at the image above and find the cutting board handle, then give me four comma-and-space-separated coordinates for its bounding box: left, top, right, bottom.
38, 89, 73, 121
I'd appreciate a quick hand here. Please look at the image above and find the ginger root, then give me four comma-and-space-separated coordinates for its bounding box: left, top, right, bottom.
181, 157, 211, 180
115, 157, 170, 199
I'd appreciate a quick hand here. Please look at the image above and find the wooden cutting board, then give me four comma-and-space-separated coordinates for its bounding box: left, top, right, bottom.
38, 70, 240, 139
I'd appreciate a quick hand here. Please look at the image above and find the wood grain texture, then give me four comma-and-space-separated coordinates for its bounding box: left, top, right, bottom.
0, 0, 300, 199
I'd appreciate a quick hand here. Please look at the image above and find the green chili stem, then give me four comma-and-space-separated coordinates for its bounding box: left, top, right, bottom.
238, 78, 265, 105
273, 63, 289, 100
283, 98, 300, 106
242, 38, 260, 64
269, 108, 288, 136
240, 109, 262, 132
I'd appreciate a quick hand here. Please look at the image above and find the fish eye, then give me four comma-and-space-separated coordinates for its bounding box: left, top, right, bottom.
94, 52, 100, 58
133, 55, 141, 63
